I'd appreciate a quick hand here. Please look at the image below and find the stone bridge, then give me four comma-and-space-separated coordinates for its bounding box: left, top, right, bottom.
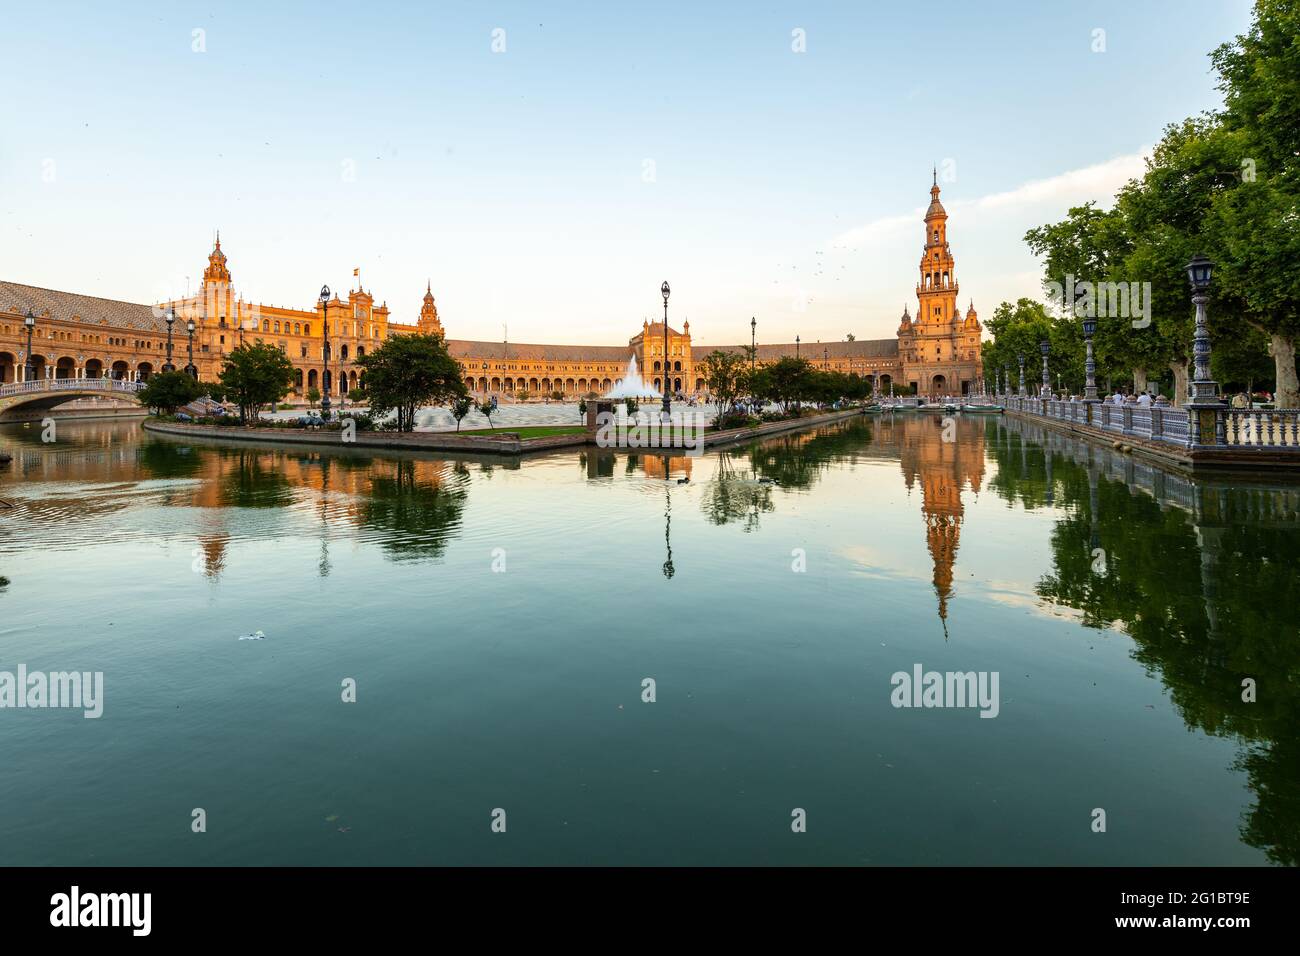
0, 378, 145, 417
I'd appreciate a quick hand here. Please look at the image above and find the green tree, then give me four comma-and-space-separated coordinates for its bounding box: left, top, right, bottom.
698, 349, 750, 428
218, 343, 295, 423
355, 332, 466, 432
450, 395, 473, 431
478, 399, 497, 429
752, 356, 814, 413
137, 369, 204, 415
306, 386, 320, 410
981, 299, 1060, 393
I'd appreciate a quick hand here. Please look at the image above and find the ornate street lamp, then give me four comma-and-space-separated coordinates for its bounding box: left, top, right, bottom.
320, 285, 332, 419
1185, 254, 1219, 404
823, 346, 829, 370
185, 318, 197, 378
23, 309, 36, 382
660, 281, 671, 418
163, 308, 176, 372
1082, 316, 1098, 401
1016, 354, 1026, 396
1039, 339, 1050, 397
750, 316, 757, 372
1002, 364, 1009, 398
795, 334, 800, 358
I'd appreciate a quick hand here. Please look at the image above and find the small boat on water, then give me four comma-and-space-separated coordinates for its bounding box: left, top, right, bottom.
960, 403, 1004, 414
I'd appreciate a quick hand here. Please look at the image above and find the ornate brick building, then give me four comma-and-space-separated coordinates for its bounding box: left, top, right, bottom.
0, 176, 981, 399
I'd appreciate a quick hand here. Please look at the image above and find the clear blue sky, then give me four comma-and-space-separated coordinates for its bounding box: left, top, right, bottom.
0, 1, 1253, 346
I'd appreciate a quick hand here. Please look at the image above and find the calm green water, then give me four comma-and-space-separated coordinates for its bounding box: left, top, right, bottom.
0, 414, 1296, 866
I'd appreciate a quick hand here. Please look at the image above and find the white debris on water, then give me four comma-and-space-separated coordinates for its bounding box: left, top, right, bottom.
238, 630, 266, 641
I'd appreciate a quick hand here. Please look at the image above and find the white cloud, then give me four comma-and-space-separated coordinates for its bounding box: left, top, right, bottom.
832, 148, 1151, 249
972, 150, 1149, 211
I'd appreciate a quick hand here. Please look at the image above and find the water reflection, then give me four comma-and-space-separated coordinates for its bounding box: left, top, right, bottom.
990, 416, 1300, 866
2, 416, 1298, 863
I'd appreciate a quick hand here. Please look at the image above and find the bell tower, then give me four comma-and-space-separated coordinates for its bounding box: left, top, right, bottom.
917, 170, 957, 331
417, 281, 443, 336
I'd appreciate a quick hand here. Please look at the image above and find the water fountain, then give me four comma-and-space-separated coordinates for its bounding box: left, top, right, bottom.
604, 355, 662, 399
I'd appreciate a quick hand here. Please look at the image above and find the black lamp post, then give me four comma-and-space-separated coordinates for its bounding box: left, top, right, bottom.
23, 309, 36, 382
750, 316, 756, 372
1082, 317, 1098, 401
1039, 339, 1050, 397
1016, 354, 1026, 396
319, 285, 332, 419
660, 281, 671, 418
795, 334, 800, 358
163, 308, 176, 372
1185, 254, 1218, 404
824, 346, 829, 370
185, 319, 197, 378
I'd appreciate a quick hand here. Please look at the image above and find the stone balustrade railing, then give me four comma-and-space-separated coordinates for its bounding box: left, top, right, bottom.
1001, 393, 1300, 450
0, 378, 146, 398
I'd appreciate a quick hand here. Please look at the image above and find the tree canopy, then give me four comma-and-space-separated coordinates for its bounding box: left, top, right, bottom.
357, 333, 466, 432
219, 343, 296, 423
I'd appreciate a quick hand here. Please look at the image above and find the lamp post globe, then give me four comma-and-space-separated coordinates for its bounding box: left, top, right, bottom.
319, 285, 332, 419
1184, 254, 1220, 407
185, 318, 197, 378
660, 281, 671, 419
163, 309, 176, 372
1082, 317, 1098, 401
23, 309, 36, 382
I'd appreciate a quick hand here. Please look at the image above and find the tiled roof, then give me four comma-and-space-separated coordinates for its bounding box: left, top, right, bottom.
446, 339, 634, 362
635, 322, 683, 338
0, 281, 168, 333
692, 339, 899, 361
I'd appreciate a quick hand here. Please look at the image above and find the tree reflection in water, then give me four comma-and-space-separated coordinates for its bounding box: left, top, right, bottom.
990, 417, 1300, 866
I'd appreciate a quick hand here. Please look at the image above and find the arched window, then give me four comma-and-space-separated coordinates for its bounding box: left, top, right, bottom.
262, 320, 270, 332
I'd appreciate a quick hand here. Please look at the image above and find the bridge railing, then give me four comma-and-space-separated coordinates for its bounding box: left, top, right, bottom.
1001, 393, 1299, 451
0, 378, 146, 399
